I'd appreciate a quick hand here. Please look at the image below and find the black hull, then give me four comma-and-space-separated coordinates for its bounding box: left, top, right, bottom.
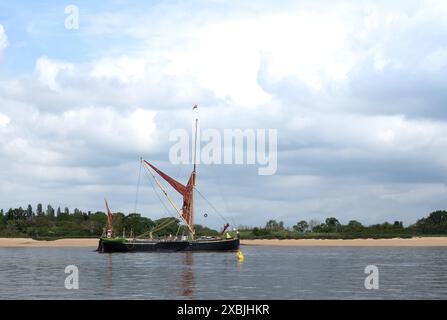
98, 238, 240, 253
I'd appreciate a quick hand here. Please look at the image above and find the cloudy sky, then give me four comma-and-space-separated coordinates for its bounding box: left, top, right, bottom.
1, 0, 447, 228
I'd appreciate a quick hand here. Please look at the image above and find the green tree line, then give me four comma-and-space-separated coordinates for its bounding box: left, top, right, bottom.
238, 210, 447, 239
1, 204, 447, 239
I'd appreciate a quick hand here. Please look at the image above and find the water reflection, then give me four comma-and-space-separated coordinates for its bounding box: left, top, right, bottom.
105, 254, 113, 289
180, 252, 194, 298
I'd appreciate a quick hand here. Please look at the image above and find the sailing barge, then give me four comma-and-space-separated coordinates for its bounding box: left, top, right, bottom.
98, 115, 240, 253
98, 236, 240, 253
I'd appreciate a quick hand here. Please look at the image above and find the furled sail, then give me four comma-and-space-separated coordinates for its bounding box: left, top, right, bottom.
104, 199, 113, 238
143, 160, 195, 228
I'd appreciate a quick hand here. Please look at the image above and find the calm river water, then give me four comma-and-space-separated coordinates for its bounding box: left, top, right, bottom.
0, 246, 446, 299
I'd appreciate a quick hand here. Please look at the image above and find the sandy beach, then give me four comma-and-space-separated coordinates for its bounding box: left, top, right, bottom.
0, 238, 99, 247
1, 237, 447, 247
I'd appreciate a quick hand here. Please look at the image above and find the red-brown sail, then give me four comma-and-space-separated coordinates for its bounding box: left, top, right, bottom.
143, 160, 194, 228
104, 199, 113, 238
184, 172, 195, 226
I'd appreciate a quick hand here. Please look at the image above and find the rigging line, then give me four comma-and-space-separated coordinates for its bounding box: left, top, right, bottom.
193, 186, 228, 225
150, 216, 178, 233
133, 158, 143, 214
153, 218, 177, 233
144, 167, 190, 234
142, 165, 172, 217
140, 218, 177, 237
208, 165, 236, 227
139, 216, 176, 237
143, 162, 194, 234
138, 169, 179, 237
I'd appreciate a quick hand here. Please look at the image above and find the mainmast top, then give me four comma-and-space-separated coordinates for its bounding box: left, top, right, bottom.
192, 104, 199, 174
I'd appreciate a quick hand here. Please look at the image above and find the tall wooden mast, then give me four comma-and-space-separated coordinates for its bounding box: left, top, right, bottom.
190, 109, 199, 239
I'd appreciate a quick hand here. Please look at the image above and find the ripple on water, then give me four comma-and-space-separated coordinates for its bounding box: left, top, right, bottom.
0, 246, 446, 299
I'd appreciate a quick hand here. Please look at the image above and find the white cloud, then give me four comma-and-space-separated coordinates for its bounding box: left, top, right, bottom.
0, 106, 159, 167
421, 48, 447, 71
39, 107, 158, 153
0, 113, 10, 127
90, 56, 148, 83
35, 56, 75, 91
0, 24, 8, 56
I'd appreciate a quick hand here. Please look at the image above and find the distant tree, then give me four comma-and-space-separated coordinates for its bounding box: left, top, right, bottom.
380, 222, 392, 230
6, 209, 13, 220
325, 217, 341, 232
293, 220, 309, 232
26, 205, 33, 218
308, 219, 321, 232
56, 207, 61, 217
0, 210, 5, 231
36, 203, 43, 217
265, 220, 284, 231
393, 221, 403, 229
346, 220, 364, 232
413, 210, 447, 234
194, 224, 219, 237
426, 211, 447, 225
73, 208, 83, 220
19, 207, 25, 219
47, 205, 55, 218
151, 217, 176, 236
112, 212, 125, 235
88, 212, 108, 235
56, 207, 70, 220
3, 207, 26, 220
312, 224, 325, 233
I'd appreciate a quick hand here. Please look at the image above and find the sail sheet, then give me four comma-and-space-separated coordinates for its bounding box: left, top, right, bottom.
144, 160, 194, 228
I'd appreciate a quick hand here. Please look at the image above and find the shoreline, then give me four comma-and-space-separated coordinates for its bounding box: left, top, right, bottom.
1, 237, 447, 247
241, 237, 447, 247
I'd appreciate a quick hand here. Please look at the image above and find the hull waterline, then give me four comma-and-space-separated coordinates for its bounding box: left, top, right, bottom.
97, 237, 240, 253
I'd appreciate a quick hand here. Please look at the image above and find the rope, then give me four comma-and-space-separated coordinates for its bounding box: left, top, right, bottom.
149, 218, 177, 234
208, 165, 237, 227
143, 165, 172, 216
194, 186, 229, 225
133, 158, 143, 214
132, 165, 176, 238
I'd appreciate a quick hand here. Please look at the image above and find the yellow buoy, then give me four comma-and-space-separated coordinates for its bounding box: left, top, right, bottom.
236, 249, 244, 261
